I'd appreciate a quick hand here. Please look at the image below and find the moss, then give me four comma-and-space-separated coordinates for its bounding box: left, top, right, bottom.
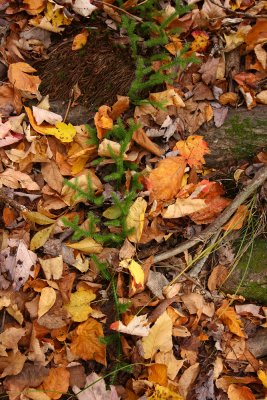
223, 238, 267, 305
225, 116, 267, 159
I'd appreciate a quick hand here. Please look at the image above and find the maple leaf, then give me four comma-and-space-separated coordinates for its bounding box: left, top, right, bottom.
8, 62, 41, 94
216, 301, 245, 337
147, 384, 184, 400
146, 157, 186, 202
41, 367, 70, 399
191, 30, 210, 52
70, 318, 106, 365
65, 288, 96, 322
174, 135, 210, 168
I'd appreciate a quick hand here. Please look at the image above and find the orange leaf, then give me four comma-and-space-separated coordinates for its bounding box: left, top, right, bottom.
3, 207, 16, 226
223, 205, 249, 231
228, 384, 256, 400
94, 105, 113, 140
216, 301, 245, 337
148, 364, 168, 387
174, 135, 210, 167
146, 157, 186, 202
70, 318, 106, 365
41, 367, 70, 399
8, 62, 41, 94
191, 30, 210, 53
190, 196, 231, 224
72, 29, 89, 50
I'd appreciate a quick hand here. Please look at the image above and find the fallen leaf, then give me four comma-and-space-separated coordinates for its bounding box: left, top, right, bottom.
147, 384, 184, 400
66, 238, 103, 255
94, 105, 113, 140
0, 351, 26, 378
98, 138, 121, 158
120, 258, 145, 293
162, 198, 207, 218
65, 288, 96, 322
32, 106, 62, 125
0, 169, 40, 191
72, 372, 119, 400
224, 25, 252, 52
72, 29, 89, 50
174, 135, 210, 167
216, 300, 245, 337
191, 30, 210, 52
70, 0, 97, 17
149, 89, 185, 108
0, 327, 26, 356
110, 314, 150, 336
110, 95, 130, 120
178, 363, 200, 399
258, 370, 267, 388
208, 265, 229, 291
41, 367, 70, 399
223, 205, 249, 231
256, 90, 267, 104
70, 318, 106, 365
142, 311, 173, 359
39, 256, 63, 280
126, 197, 147, 243
22, 211, 55, 225
148, 364, 168, 387
147, 157, 186, 202
155, 351, 184, 380
38, 287, 57, 318
133, 128, 164, 157
30, 224, 55, 251
8, 62, 41, 94
227, 384, 256, 400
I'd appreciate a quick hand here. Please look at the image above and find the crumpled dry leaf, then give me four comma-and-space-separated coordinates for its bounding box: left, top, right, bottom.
155, 351, 184, 380
98, 138, 121, 158
142, 311, 173, 359
0, 351, 26, 378
132, 128, 164, 157
149, 89, 185, 108
8, 62, 41, 94
72, 29, 89, 51
67, 0, 97, 17
65, 288, 96, 322
0, 169, 40, 191
0, 327, 26, 356
110, 314, 150, 337
32, 106, 62, 125
146, 157, 186, 202
126, 197, 147, 243
94, 105, 113, 140
70, 318, 106, 365
227, 384, 256, 400
38, 287, 57, 318
72, 372, 119, 400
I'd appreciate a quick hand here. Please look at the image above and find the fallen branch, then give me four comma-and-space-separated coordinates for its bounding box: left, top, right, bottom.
153, 165, 267, 264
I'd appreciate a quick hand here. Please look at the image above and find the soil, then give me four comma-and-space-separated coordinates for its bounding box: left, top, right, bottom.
34, 24, 135, 113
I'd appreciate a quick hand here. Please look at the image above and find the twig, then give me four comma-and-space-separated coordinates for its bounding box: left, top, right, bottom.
209, 0, 267, 19
153, 165, 267, 264
63, 88, 74, 123
0, 189, 28, 212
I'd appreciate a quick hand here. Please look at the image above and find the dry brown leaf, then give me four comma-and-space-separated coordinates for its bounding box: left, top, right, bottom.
0, 327, 26, 356
94, 105, 113, 140
0, 168, 40, 190
8, 62, 41, 94
223, 205, 249, 231
216, 300, 245, 337
162, 198, 207, 219
147, 157, 186, 202
208, 265, 229, 291
133, 128, 164, 157
227, 384, 256, 400
110, 95, 130, 120
41, 161, 64, 193
38, 287, 57, 318
148, 364, 168, 387
0, 351, 26, 378
39, 256, 63, 280
70, 318, 106, 365
149, 89, 185, 108
72, 29, 89, 51
41, 367, 70, 399
155, 351, 184, 380
178, 363, 200, 399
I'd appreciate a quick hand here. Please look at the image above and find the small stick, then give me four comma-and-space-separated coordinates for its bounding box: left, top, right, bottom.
0, 190, 28, 212
63, 88, 74, 123
153, 165, 267, 264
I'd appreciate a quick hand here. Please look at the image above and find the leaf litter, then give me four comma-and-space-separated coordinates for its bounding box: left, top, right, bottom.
0, 1, 266, 400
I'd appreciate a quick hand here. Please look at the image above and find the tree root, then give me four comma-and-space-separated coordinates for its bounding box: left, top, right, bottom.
153, 165, 267, 264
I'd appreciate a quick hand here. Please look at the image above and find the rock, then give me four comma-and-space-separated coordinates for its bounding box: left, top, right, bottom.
223, 238, 267, 305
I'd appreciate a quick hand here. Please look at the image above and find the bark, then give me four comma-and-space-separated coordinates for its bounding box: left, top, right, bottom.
202, 105, 267, 166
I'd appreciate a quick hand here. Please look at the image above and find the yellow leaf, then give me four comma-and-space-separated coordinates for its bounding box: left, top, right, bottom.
120, 259, 145, 292
70, 318, 106, 365
147, 384, 184, 400
44, 1, 72, 30
162, 198, 207, 219
38, 287, 57, 318
65, 288, 96, 322
66, 238, 103, 255
148, 364, 168, 386
25, 107, 76, 143
142, 311, 173, 359
39, 256, 63, 280
126, 197, 147, 243
155, 351, 184, 380
94, 105, 113, 140
149, 89, 185, 108
8, 63, 41, 94
258, 370, 267, 388
72, 29, 89, 50
30, 224, 54, 251
23, 210, 55, 225
23, 0, 46, 15
216, 300, 245, 337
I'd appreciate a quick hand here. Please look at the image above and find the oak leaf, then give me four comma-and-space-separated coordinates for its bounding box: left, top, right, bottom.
70, 318, 106, 365
8, 62, 41, 94
174, 135, 210, 167
146, 157, 186, 202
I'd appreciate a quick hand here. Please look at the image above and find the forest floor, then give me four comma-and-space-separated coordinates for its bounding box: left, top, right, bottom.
0, 1, 267, 399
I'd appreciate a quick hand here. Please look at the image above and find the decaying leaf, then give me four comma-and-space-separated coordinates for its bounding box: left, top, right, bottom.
72, 372, 119, 400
